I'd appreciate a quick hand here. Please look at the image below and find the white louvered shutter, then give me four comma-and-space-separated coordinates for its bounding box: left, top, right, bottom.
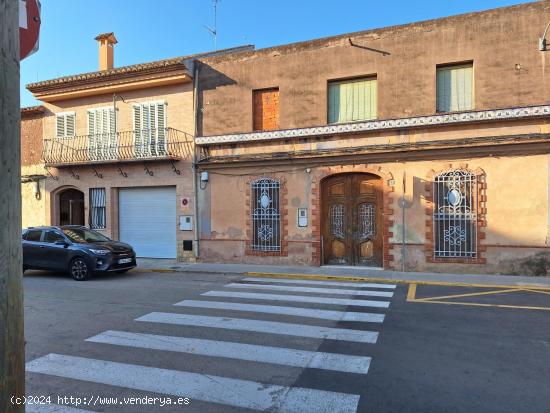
133, 105, 143, 157
87, 110, 98, 160
56, 115, 64, 137
87, 108, 116, 160
132, 102, 166, 157
156, 102, 166, 155
56, 113, 76, 137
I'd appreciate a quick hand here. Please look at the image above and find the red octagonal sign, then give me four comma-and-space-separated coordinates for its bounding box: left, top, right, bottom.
19, 0, 41, 60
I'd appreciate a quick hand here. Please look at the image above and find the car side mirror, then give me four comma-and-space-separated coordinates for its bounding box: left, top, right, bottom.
54, 240, 68, 247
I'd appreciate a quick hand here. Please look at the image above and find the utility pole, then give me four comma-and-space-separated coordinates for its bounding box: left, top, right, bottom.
0, 0, 25, 412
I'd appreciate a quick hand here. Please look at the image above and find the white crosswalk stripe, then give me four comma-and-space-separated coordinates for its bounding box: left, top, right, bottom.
26, 405, 94, 413
27, 354, 361, 413
27, 276, 396, 412
203, 290, 391, 308
136, 312, 379, 343
175, 299, 385, 323
225, 282, 394, 297
87, 330, 372, 374
242, 277, 396, 289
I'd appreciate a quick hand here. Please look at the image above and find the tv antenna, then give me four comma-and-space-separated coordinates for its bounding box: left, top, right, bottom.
204, 0, 220, 50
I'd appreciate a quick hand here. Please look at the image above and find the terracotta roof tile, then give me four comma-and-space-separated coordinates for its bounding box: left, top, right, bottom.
21, 105, 45, 116
26, 45, 254, 92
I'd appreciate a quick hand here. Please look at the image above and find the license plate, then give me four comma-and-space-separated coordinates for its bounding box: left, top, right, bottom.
118, 258, 132, 264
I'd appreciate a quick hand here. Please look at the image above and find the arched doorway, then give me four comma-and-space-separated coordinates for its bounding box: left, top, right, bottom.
321, 173, 383, 267
58, 188, 85, 226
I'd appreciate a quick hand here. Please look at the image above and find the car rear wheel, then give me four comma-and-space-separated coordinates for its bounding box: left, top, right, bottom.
70, 258, 90, 281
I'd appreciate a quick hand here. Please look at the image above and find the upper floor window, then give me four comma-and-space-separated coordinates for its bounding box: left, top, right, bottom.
132, 101, 167, 157
328, 77, 377, 124
253, 88, 279, 131
87, 107, 116, 160
55, 112, 76, 138
433, 170, 477, 259
436, 63, 473, 112
251, 178, 281, 252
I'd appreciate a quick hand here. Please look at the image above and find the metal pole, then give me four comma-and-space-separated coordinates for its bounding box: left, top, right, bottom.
192, 63, 200, 259
0, 0, 25, 411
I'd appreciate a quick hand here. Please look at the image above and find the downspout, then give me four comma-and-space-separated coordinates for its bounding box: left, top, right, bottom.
192, 62, 200, 260
401, 171, 406, 272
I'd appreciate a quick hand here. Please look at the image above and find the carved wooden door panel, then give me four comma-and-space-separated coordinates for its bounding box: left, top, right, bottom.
322, 174, 383, 267
351, 174, 383, 266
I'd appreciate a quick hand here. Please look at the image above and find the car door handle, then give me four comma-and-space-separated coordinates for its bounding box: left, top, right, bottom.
39, 245, 45, 248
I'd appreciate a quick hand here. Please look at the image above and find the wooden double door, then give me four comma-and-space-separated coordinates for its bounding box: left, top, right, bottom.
322, 173, 383, 267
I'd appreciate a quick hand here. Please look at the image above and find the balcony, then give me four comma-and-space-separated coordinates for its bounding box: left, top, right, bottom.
43, 128, 193, 167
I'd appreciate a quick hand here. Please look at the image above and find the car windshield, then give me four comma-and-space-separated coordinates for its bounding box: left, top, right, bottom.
62, 228, 110, 243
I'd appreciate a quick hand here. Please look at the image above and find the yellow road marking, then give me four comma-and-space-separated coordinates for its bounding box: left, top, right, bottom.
417, 288, 524, 302
406, 283, 550, 311
520, 288, 550, 296
410, 299, 550, 311
245, 272, 550, 291
406, 283, 417, 301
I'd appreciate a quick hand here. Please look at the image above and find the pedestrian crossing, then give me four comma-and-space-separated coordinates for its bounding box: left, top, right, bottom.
26, 276, 396, 412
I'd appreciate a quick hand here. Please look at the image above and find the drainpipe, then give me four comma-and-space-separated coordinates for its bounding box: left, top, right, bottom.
401, 171, 406, 272
192, 62, 200, 260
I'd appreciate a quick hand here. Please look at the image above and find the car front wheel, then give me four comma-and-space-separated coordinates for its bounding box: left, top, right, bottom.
70, 258, 90, 281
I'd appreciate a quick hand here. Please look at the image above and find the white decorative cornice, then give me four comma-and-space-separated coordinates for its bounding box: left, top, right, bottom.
195, 105, 550, 146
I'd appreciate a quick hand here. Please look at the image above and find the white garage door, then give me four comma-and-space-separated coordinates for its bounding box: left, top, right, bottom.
119, 187, 177, 258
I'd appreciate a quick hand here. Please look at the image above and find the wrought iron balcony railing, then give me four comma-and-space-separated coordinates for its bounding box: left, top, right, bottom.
43, 128, 194, 166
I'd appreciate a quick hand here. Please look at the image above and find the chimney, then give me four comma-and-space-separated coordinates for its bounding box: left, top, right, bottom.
94, 32, 118, 71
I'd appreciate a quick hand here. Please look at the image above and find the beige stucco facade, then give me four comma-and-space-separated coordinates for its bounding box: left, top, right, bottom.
39, 83, 196, 261
197, 122, 550, 274
194, 2, 550, 274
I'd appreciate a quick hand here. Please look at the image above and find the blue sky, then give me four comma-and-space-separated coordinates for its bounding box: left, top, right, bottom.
20, 0, 532, 107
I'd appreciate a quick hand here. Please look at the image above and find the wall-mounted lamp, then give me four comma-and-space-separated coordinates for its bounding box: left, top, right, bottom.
539, 20, 550, 51
34, 180, 41, 200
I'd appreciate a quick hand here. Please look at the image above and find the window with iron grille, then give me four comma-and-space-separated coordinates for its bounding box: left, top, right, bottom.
89, 188, 106, 230
433, 170, 477, 258
251, 178, 281, 251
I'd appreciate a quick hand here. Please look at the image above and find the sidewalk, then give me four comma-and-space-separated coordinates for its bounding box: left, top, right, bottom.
136, 259, 550, 288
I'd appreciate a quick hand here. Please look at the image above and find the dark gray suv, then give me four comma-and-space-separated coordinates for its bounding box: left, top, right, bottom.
22, 226, 136, 281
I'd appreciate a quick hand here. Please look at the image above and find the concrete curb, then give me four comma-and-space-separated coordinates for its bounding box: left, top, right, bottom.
134, 266, 550, 290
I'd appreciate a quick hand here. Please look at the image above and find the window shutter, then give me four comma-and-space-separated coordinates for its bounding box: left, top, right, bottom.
87, 111, 96, 135
109, 108, 115, 133
328, 78, 376, 124
66, 114, 75, 136
156, 102, 166, 154
437, 64, 473, 112
133, 105, 143, 156
87, 110, 97, 159
56, 115, 65, 137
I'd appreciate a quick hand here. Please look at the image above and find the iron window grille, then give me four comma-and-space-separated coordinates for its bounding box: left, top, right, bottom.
433, 170, 477, 258
251, 178, 281, 251
89, 188, 106, 230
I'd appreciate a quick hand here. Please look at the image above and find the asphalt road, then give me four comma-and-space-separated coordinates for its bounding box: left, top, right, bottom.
22, 270, 550, 413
